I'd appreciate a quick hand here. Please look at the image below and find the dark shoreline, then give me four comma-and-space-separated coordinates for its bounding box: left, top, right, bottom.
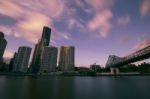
1, 72, 150, 76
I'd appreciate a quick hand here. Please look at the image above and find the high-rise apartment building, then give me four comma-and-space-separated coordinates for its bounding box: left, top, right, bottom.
40, 46, 58, 73
13, 46, 31, 72
59, 46, 75, 71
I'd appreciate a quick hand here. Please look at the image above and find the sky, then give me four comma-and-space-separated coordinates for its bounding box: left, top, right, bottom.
0, 0, 150, 67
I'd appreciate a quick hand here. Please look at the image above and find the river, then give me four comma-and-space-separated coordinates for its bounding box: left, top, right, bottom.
0, 76, 150, 99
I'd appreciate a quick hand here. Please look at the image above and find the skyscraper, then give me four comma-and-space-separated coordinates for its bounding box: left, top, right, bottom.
59, 46, 75, 71
41, 26, 51, 46
13, 46, 31, 72
40, 46, 58, 73
0, 32, 7, 64
30, 40, 45, 73
30, 26, 51, 73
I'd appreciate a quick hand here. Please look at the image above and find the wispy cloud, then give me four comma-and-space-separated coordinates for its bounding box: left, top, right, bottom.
0, 1, 23, 18
88, 10, 112, 38
0, 0, 115, 43
16, 12, 51, 43
0, 0, 64, 19
51, 29, 71, 41
134, 39, 150, 50
0, 0, 69, 43
117, 16, 130, 26
87, 0, 114, 38
86, 0, 114, 10
68, 18, 84, 29
140, 0, 150, 17
3, 50, 14, 59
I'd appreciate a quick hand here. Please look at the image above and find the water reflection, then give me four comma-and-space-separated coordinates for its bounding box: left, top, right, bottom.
0, 76, 150, 99
23, 76, 75, 99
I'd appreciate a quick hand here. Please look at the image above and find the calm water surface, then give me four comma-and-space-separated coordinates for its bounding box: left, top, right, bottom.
0, 76, 150, 99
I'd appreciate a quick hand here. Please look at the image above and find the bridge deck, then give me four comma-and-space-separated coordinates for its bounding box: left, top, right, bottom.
106, 45, 150, 68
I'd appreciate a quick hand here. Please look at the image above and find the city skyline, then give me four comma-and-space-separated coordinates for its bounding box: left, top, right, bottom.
0, 0, 150, 67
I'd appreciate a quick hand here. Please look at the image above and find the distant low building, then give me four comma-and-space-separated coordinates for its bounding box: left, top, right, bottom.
75, 67, 90, 71
40, 46, 58, 73
90, 63, 101, 72
59, 46, 75, 71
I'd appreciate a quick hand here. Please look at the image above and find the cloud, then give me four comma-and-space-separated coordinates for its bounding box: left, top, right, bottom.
88, 10, 112, 38
0, 26, 12, 36
0, 1, 23, 18
117, 16, 130, 26
134, 39, 150, 50
0, 0, 69, 44
0, 25, 21, 38
75, 0, 86, 9
16, 12, 51, 43
140, 0, 150, 17
3, 50, 14, 59
0, 0, 115, 43
15, 0, 65, 19
86, 0, 114, 10
51, 29, 71, 41
68, 18, 84, 29
0, 0, 64, 19
86, 0, 114, 38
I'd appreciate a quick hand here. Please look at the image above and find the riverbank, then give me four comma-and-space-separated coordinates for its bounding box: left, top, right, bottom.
1, 72, 150, 76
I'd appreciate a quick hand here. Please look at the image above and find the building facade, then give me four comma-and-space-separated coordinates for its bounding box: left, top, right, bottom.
90, 63, 101, 72
0, 32, 7, 64
13, 46, 31, 72
30, 26, 51, 73
40, 46, 58, 73
59, 46, 75, 71
12, 52, 18, 72
9, 52, 17, 72
9, 52, 19, 72
41, 26, 51, 46
30, 40, 45, 73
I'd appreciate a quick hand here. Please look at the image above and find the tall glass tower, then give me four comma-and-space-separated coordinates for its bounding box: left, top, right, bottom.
30, 26, 51, 73
41, 26, 51, 46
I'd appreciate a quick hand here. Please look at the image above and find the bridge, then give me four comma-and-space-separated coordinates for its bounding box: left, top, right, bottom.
106, 45, 150, 68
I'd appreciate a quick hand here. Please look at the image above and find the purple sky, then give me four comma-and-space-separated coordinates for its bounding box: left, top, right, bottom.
0, 0, 150, 67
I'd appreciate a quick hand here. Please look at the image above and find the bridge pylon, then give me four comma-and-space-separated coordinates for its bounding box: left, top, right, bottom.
110, 68, 119, 74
